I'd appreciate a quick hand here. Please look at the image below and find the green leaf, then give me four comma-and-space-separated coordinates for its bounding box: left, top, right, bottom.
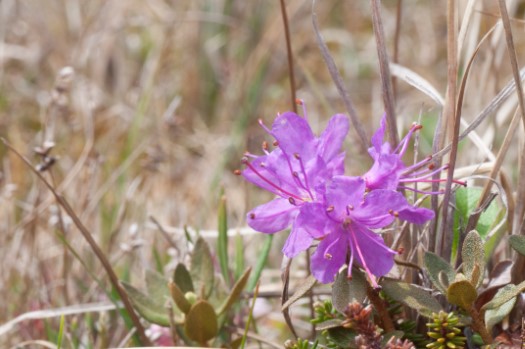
169, 281, 192, 314
282, 274, 317, 311
217, 194, 230, 286
453, 187, 500, 260
482, 280, 525, 310
447, 279, 477, 309
56, 315, 65, 349
190, 237, 215, 299
509, 235, 525, 256
462, 230, 484, 287
327, 327, 357, 349
184, 300, 219, 345
173, 263, 194, 293
332, 267, 367, 314
218, 267, 252, 315
247, 234, 273, 291
484, 285, 517, 331
145, 269, 171, 305
121, 281, 170, 326
381, 279, 442, 317
234, 232, 245, 281
424, 252, 455, 294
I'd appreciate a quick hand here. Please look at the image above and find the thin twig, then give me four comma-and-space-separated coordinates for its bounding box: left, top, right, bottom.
1, 138, 152, 346
392, 0, 403, 99
370, 0, 398, 146
311, 0, 369, 154
438, 0, 458, 256
281, 256, 297, 338
280, 0, 297, 113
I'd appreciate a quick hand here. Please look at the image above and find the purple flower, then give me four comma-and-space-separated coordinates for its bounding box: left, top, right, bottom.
300, 176, 434, 286
363, 114, 465, 194
240, 110, 349, 258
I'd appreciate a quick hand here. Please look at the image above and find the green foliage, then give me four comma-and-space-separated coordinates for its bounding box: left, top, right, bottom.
121, 281, 172, 326
424, 252, 455, 294
311, 299, 339, 325
509, 235, 525, 256
285, 338, 319, 349
484, 285, 517, 331
173, 263, 194, 293
462, 230, 485, 288
190, 237, 215, 299
452, 187, 501, 261
381, 279, 443, 317
246, 234, 273, 291
482, 280, 525, 310
426, 311, 466, 349
217, 194, 230, 286
184, 300, 219, 345
282, 275, 317, 311
332, 267, 367, 314
446, 277, 477, 310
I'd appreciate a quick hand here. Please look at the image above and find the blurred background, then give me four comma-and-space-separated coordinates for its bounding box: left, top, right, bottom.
1, 0, 525, 346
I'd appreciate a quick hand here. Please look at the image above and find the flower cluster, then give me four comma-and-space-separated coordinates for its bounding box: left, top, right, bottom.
239, 104, 451, 286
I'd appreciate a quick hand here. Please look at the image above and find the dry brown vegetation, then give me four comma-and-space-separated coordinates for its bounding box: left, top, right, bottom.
1, 0, 525, 347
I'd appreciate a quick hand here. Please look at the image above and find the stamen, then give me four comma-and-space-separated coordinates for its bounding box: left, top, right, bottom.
395, 123, 421, 157
262, 141, 269, 153
289, 197, 296, 205
400, 177, 466, 187
258, 119, 272, 134
296, 98, 307, 119
397, 247, 405, 255
241, 157, 302, 200
349, 228, 378, 288
233, 169, 241, 175
323, 236, 341, 261
402, 163, 448, 179
397, 185, 446, 195
326, 205, 334, 212
273, 140, 279, 147
294, 153, 314, 200
249, 213, 255, 219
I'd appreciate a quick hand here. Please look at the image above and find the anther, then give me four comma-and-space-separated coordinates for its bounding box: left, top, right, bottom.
273, 140, 279, 146
262, 141, 269, 151
292, 171, 299, 178
397, 247, 405, 255
428, 163, 435, 170
293, 153, 301, 160
324, 253, 333, 260
388, 209, 394, 214
241, 156, 249, 164
233, 169, 241, 175
393, 211, 399, 217
295, 98, 304, 105
326, 205, 334, 212
348, 205, 354, 210
289, 197, 296, 205
249, 213, 255, 219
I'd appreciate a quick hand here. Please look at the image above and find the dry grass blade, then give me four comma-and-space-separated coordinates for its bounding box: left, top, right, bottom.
466, 107, 520, 233
370, 0, 398, 146
0, 302, 118, 336
1, 139, 152, 346
280, 256, 297, 338
311, 0, 368, 154
280, 0, 297, 113
437, 0, 458, 256
498, 0, 525, 237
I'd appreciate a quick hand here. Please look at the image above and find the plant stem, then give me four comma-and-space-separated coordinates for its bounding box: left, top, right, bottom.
467, 306, 492, 345
366, 282, 395, 332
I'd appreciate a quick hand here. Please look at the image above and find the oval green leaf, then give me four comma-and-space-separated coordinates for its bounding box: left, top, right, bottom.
447, 280, 477, 309
332, 267, 367, 314
184, 300, 219, 344
381, 279, 442, 317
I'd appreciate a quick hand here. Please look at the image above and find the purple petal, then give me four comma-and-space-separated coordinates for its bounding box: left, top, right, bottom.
310, 229, 348, 283
348, 225, 396, 277
318, 114, 349, 161
350, 190, 401, 228
397, 205, 435, 224
325, 152, 345, 177
282, 223, 314, 258
371, 113, 387, 154
325, 176, 366, 219
246, 198, 297, 233
295, 203, 334, 239
363, 153, 403, 190
271, 112, 316, 158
